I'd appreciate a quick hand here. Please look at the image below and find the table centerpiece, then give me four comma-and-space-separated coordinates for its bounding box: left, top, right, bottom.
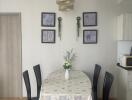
63, 49, 75, 80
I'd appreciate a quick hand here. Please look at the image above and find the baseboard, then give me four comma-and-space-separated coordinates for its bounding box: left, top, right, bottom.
0, 97, 26, 100
0, 97, 117, 100
99, 97, 117, 100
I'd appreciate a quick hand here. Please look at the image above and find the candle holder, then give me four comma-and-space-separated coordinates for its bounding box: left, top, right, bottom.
58, 17, 62, 40
130, 47, 132, 56
76, 16, 81, 39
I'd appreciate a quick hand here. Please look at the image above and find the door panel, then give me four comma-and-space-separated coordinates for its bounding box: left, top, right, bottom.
0, 13, 22, 97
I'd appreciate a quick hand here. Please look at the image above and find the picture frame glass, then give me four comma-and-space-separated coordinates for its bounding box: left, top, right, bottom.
42, 30, 55, 43
83, 12, 97, 26
41, 13, 55, 27
83, 30, 97, 44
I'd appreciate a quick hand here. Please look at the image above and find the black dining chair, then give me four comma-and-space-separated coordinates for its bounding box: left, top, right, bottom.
103, 72, 114, 100
92, 64, 101, 100
33, 64, 42, 99
23, 70, 38, 100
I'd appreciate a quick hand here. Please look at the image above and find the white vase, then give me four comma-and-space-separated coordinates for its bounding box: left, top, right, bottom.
65, 69, 70, 80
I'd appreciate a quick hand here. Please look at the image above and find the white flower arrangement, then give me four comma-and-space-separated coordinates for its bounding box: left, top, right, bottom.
63, 49, 75, 69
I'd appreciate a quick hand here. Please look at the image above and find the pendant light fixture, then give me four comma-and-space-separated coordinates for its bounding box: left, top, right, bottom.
56, 0, 74, 11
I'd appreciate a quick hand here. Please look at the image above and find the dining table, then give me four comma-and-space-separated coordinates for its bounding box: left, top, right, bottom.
39, 69, 92, 100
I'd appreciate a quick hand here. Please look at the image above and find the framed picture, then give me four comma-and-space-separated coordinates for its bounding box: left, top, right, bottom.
83, 12, 97, 26
41, 29, 56, 43
41, 12, 56, 27
83, 30, 97, 44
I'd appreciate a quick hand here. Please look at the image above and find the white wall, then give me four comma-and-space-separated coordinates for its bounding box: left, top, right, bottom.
0, 0, 119, 98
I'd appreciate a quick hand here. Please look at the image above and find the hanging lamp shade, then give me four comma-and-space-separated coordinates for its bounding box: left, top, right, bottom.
56, 0, 74, 11
56, 0, 74, 4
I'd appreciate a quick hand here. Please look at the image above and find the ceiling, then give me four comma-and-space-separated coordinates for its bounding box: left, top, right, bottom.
116, 0, 132, 4
116, 0, 132, 13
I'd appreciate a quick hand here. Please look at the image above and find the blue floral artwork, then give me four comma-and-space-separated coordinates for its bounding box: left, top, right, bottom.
83, 30, 97, 44
41, 12, 56, 27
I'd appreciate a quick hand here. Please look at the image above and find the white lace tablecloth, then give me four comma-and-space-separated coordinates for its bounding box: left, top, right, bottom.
39, 69, 92, 100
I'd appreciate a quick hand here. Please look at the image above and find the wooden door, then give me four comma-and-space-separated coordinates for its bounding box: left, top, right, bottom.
0, 13, 22, 97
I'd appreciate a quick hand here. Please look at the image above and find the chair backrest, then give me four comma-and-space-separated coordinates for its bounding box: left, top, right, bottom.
33, 64, 42, 98
92, 64, 101, 91
103, 72, 114, 100
23, 70, 31, 100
